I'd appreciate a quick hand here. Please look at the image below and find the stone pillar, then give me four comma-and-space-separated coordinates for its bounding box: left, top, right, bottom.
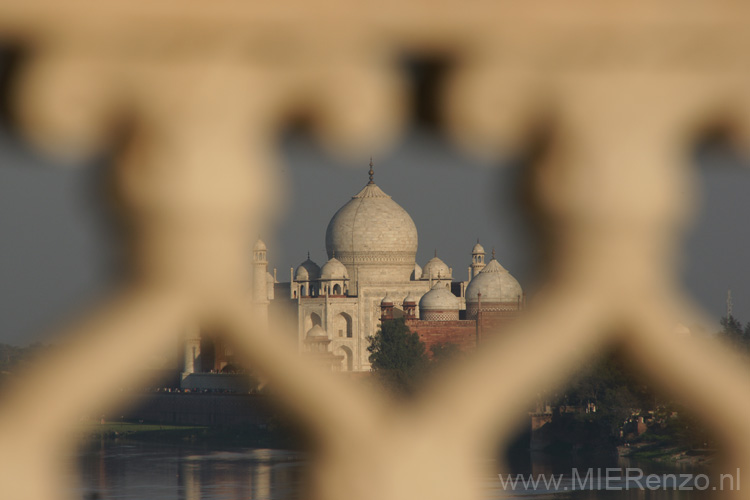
324, 289, 330, 330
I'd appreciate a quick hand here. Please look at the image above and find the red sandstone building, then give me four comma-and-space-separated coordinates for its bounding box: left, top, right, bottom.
380, 256, 525, 356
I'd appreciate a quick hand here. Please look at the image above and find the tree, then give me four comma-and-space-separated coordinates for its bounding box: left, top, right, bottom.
720, 315, 746, 350
562, 353, 656, 437
430, 342, 462, 365
367, 318, 429, 396
720, 315, 743, 339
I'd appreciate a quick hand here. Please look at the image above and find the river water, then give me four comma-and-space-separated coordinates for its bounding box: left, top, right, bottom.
74, 440, 720, 499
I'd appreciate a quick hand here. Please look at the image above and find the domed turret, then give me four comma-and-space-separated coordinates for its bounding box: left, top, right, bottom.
294, 253, 320, 297
304, 325, 345, 369
325, 160, 418, 283
320, 256, 349, 295
295, 253, 321, 281
253, 238, 268, 263
470, 239, 486, 278
380, 292, 395, 320
320, 257, 349, 280
306, 324, 328, 339
465, 253, 523, 318
421, 252, 452, 281
403, 291, 421, 320
419, 282, 460, 321
304, 325, 332, 354
253, 239, 267, 252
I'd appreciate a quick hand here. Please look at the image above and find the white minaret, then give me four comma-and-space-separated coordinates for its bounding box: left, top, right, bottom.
183, 323, 201, 375
470, 239, 486, 279
252, 238, 270, 328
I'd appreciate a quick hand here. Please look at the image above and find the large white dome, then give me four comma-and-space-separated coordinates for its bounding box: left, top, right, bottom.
325, 174, 418, 283
466, 259, 522, 303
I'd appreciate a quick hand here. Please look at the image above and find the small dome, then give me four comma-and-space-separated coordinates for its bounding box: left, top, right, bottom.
411, 262, 423, 280
295, 256, 320, 281
465, 259, 522, 303
306, 325, 328, 339
381, 293, 394, 305
403, 291, 421, 304
419, 283, 459, 310
320, 257, 349, 280
422, 255, 451, 280
254, 239, 267, 251
472, 241, 485, 255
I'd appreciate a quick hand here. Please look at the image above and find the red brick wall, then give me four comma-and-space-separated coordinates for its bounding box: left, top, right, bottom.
405, 319, 477, 356
476, 312, 519, 342
406, 310, 523, 357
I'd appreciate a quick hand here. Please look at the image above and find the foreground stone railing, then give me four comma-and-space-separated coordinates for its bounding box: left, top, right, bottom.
2, 1, 750, 499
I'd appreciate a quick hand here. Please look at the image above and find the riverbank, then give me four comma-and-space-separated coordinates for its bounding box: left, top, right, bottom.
79, 420, 307, 450
618, 441, 717, 466
81, 421, 206, 439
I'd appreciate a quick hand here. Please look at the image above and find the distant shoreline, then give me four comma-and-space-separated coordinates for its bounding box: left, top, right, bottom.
619, 442, 717, 466
79, 419, 307, 450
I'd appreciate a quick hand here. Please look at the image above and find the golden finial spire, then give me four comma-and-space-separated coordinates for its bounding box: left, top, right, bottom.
368, 157, 374, 184
492, 248, 496, 260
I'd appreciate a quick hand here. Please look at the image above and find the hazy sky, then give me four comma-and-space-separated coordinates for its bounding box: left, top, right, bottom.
0, 126, 748, 345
